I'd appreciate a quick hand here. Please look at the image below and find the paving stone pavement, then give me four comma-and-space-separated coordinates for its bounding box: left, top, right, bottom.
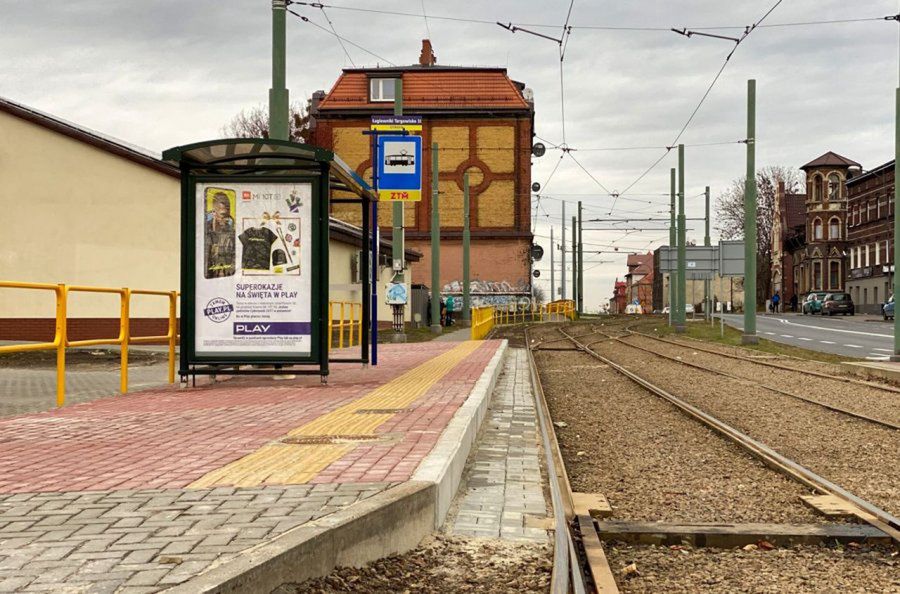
0, 482, 394, 593
0, 365, 172, 418
447, 348, 550, 542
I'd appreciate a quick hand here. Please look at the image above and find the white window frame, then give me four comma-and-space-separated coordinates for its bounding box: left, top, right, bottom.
875, 241, 881, 266
865, 244, 870, 267
369, 78, 397, 102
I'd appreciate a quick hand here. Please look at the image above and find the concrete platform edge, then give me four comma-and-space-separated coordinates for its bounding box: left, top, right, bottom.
412, 339, 509, 528
842, 361, 900, 382
162, 481, 436, 594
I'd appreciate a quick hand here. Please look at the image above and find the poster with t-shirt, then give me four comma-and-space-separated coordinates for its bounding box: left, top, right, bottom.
195, 182, 312, 356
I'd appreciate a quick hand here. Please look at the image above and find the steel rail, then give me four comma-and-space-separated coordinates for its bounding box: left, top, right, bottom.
524, 327, 588, 594
557, 327, 900, 545
633, 329, 900, 395
608, 332, 900, 431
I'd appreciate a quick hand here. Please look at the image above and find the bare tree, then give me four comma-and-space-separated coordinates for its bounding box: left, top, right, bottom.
221, 101, 310, 143
532, 285, 546, 305
715, 166, 802, 309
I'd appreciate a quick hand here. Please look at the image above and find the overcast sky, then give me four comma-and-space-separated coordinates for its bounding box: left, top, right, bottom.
3, 0, 898, 309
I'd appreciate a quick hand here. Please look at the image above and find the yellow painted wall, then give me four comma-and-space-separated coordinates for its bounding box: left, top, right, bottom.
0, 110, 412, 322
0, 110, 180, 318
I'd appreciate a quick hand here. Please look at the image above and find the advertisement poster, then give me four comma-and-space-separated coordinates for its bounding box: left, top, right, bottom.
195, 182, 312, 356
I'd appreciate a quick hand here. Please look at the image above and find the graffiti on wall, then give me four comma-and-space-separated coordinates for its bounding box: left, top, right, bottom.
441, 279, 531, 310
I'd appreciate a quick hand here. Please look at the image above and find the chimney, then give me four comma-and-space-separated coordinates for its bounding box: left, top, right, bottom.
419, 39, 436, 66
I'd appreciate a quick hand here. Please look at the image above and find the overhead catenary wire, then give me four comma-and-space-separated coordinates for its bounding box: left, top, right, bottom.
318, 5, 356, 67
286, 7, 397, 65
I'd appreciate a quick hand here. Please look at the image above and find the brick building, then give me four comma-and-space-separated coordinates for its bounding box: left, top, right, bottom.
624, 252, 654, 312
846, 159, 895, 313
771, 181, 807, 307
777, 152, 860, 298
309, 41, 535, 305
610, 280, 627, 314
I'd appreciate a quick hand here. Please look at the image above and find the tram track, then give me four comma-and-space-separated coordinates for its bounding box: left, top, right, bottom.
552, 326, 900, 546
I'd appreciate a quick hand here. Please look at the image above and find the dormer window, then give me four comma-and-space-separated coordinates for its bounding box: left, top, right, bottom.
369, 78, 397, 102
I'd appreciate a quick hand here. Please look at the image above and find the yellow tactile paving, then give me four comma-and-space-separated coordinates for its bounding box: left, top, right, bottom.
188, 341, 482, 489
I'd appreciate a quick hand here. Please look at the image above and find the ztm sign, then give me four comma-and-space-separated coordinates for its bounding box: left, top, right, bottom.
376, 135, 422, 202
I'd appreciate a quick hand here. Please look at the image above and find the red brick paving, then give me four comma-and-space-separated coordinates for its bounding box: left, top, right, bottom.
0, 341, 501, 493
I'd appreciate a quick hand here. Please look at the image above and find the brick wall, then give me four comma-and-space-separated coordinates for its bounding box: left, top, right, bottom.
0, 318, 178, 343
408, 238, 530, 292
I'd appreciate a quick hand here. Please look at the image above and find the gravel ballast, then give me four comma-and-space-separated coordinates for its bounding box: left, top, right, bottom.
588, 336, 900, 516
605, 542, 900, 593
532, 343, 823, 524
622, 332, 900, 427
282, 535, 551, 593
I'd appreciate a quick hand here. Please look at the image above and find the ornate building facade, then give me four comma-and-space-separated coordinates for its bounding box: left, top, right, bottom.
309, 41, 535, 304
786, 152, 860, 296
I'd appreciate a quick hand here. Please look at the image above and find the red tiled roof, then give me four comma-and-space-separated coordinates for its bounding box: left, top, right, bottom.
784, 193, 806, 229
801, 151, 860, 170
318, 68, 530, 111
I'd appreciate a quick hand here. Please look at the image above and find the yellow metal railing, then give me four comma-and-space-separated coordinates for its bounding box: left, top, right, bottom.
489, 299, 577, 328
328, 301, 362, 349
470, 306, 495, 340
0, 281, 178, 407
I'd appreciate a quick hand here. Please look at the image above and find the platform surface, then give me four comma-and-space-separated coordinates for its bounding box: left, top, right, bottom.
0, 340, 503, 593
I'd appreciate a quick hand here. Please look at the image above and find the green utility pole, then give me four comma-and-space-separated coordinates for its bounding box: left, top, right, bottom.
430, 142, 442, 334
893, 87, 900, 360
391, 78, 407, 341
669, 168, 676, 326
675, 145, 686, 333
268, 0, 289, 140
577, 201, 584, 316
462, 172, 471, 325
572, 216, 577, 306
705, 185, 711, 322
561, 202, 566, 301
743, 80, 758, 345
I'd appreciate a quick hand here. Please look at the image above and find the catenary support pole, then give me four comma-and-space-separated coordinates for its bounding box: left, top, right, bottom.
550, 226, 555, 301
675, 145, 686, 333
430, 142, 442, 334
572, 216, 577, 306
268, 0, 289, 140
705, 185, 711, 321
391, 78, 407, 341
462, 172, 471, 325
669, 168, 677, 326
578, 201, 584, 316
893, 87, 900, 360
743, 79, 759, 345
561, 202, 566, 301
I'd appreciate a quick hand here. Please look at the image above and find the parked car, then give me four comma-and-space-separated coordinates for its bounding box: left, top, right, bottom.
801, 291, 829, 315
822, 292, 855, 316
662, 304, 695, 314
884, 295, 894, 320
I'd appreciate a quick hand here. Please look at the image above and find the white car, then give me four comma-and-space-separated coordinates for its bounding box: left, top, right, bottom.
663, 304, 694, 314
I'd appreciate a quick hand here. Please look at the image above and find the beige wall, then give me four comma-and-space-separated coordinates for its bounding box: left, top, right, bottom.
328, 241, 411, 322
0, 111, 410, 324
661, 274, 745, 310
0, 110, 180, 318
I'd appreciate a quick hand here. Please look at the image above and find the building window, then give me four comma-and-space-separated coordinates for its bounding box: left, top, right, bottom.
865, 244, 870, 267
828, 217, 840, 239
828, 173, 841, 200
812, 174, 824, 201
812, 218, 823, 240
829, 261, 840, 289
874, 286, 879, 306
369, 78, 397, 102
875, 241, 881, 266
813, 261, 822, 290
868, 200, 876, 221
878, 197, 884, 219
864, 287, 868, 304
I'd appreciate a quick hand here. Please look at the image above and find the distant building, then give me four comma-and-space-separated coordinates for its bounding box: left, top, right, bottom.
624, 252, 654, 312
610, 280, 627, 314
846, 160, 895, 313
309, 40, 535, 306
771, 181, 807, 307
652, 248, 745, 313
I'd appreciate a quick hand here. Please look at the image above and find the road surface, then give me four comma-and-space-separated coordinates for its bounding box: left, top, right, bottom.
717, 313, 893, 360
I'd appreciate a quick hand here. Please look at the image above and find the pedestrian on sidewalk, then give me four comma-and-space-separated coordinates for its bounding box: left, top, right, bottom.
440, 296, 447, 326
790, 293, 798, 312
445, 295, 455, 326
772, 291, 780, 314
